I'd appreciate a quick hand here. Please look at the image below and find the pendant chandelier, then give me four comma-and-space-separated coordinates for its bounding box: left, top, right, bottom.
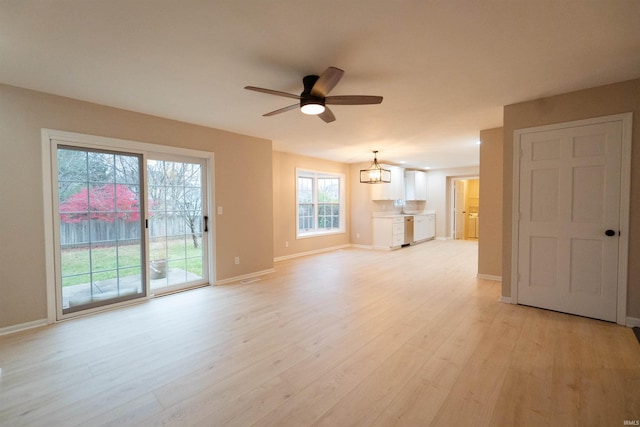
360, 151, 391, 184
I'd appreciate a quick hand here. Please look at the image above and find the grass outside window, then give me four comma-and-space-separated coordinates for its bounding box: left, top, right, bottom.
60, 238, 202, 287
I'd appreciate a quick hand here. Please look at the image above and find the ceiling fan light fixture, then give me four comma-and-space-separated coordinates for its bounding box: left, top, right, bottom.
360, 151, 391, 184
300, 97, 325, 115
245, 66, 383, 123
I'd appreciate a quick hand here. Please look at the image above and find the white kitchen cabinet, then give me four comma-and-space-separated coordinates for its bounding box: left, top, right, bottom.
370, 165, 405, 200
405, 170, 427, 201
373, 216, 405, 249
413, 214, 436, 242
414, 215, 428, 241
426, 214, 435, 239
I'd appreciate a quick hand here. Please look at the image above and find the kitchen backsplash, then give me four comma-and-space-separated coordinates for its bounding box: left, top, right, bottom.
371, 200, 427, 213
405, 200, 427, 212
371, 200, 402, 213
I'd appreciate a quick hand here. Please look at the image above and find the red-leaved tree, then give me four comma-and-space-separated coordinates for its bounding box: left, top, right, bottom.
59, 184, 140, 223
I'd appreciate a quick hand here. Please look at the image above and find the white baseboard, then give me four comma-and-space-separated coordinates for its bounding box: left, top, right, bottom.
499, 296, 512, 304
215, 268, 275, 286
0, 318, 48, 336
626, 316, 640, 328
273, 244, 351, 262
477, 274, 502, 282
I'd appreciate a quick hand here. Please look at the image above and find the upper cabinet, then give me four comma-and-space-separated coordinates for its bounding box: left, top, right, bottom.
370, 165, 405, 200
404, 170, 427, 201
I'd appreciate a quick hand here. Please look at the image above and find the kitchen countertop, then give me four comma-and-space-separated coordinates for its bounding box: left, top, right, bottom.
372, 210, 435, 218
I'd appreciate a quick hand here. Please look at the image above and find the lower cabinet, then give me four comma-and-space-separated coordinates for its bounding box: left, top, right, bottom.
414, 214, 435, 242
372, 217, 405, 249
373, 214, 435, 250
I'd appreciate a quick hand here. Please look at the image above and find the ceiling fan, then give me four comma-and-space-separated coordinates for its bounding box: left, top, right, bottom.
244, 66, 383, 123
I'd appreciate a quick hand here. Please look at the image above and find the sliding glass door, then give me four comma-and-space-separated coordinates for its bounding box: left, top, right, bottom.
57, 146, 145, 314
53, 143, 209, 318
147, 158, 207, 294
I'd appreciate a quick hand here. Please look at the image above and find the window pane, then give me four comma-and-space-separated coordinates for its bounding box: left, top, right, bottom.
318, 203, 339, 229
88, 152, 114, 184
298, 203, 314, 230
115, 155, 140, 185
297, 177, 313, 203
318, 178, 339, 202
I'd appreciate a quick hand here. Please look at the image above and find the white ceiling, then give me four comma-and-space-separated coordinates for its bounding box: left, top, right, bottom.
1, 1, 639, 169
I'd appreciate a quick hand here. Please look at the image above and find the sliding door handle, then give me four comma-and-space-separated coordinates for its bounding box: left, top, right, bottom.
204, 215, 209, 232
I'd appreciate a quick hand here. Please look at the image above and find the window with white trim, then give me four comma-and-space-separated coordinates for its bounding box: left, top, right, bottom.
296, 169, 345, 237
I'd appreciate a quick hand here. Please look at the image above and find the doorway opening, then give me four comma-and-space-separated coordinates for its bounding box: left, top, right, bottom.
451, 177, 480, 240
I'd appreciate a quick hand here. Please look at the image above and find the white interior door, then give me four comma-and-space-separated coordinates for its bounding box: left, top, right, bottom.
454, 180, 466, 240
516, 121, 623, 322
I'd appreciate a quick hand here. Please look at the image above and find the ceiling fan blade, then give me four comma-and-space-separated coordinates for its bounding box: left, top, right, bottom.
311, 67, 344, 97
318, 107, 336, 123
325, 95, 383, 105
245, 86, 300, 100
263, 103, 299, 116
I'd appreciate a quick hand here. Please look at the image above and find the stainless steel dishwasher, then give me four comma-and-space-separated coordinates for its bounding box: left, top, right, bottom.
403, 216, 414, 245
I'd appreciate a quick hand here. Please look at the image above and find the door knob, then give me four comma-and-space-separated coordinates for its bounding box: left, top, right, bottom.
605, 229, 616, 237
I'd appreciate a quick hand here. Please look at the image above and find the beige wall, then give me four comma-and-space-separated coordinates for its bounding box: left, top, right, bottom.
478, 127, 503, 278
426, 166, 480, 238
272, 151, 350, 259
349, 162, 376, 246
502, 78, 640, 318
0, 84, 273, 329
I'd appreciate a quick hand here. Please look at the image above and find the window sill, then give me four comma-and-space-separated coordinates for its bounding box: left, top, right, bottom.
297, 229, 345, 239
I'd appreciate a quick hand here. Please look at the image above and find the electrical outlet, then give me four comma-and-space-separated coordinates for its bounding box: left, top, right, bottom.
234, 256, 240, 265
285, 241, 289, 248
217, 206, 223, 215
356, 233, 360, 239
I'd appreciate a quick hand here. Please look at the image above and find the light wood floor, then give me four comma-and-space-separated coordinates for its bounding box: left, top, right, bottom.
1, 240, 639, 426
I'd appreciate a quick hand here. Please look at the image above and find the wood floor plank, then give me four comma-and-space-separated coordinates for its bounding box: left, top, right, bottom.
369, 281, 501, 426
428, 303, 526, 426
588, 321, 640, 422
141, 345, 313, 426
252, 318, 432, 426
488, 306, 556, 427
1, 240, 638, 427
84, 393, 165, 427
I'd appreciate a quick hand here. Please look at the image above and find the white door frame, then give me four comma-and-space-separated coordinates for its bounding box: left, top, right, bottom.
510, 113, 632, 325
42, 129, 216, 323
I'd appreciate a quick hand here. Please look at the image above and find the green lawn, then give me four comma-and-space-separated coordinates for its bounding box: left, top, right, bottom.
61, 238, 203, 286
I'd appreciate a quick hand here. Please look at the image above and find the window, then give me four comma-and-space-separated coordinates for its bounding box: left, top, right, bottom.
296, 169, 345, 237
